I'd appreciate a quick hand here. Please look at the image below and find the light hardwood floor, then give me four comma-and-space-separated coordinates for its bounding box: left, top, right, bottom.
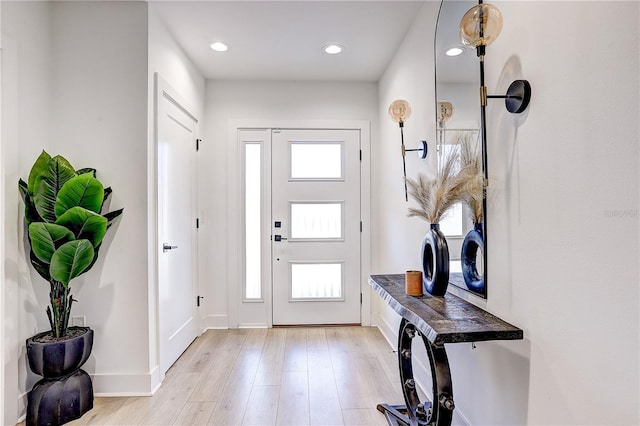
60, 327, 406, 425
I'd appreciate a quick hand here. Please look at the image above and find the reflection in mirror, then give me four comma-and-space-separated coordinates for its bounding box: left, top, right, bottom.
435, 0, 487, 298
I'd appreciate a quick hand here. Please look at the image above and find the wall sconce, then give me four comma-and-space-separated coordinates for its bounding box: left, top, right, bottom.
460, 1, 531, 114
437, 100, 454, 128
388, 99, 428, 201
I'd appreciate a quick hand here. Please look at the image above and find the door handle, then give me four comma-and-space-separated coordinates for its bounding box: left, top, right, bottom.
163, 243, 178, 252
274, 235, 288, 242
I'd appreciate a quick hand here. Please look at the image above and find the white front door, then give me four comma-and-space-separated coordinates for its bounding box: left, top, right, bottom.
156, 76, 199, 375
271, 129, 361, 325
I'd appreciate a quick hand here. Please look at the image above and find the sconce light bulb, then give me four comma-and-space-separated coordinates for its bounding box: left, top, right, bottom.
459, 4, 503, 49
388, 100, 412, 124
437, 100, 454, 124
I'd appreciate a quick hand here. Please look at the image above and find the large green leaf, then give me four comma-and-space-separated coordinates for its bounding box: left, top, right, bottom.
18, 179, 28, 203
50, 240, 95, 286
103, 208, 124, 229
33, 155, 76, 222
102, 187, 113, 212
55, 173, 104, 217
27, 150, 51, 194
76, 168, 96, 177
55, 206, 107, 247
30, 250, 51, 281
28, 223, 75, 264
19, 181, 43, 225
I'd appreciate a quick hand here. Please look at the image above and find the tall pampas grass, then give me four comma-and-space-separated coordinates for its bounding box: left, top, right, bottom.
406, 132, 484, 224
405, 147, 468, 224
459, 132, 484, 223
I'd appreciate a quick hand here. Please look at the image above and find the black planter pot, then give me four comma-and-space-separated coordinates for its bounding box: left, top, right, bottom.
26, 327, 94, 426
27, 369, 94, 426
26, 327, 93, 378
421, 223, 450, 297
461, 222, 485, 293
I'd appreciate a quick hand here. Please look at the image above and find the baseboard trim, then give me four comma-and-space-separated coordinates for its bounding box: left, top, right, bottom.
238, 323, 268, 329
91, 369, 159, 396
203, 314, 229, 329
373, 311, 397, 348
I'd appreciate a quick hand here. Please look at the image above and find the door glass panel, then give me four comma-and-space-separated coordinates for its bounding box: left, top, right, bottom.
290, 263, 343, 300
245, 143, 262, 299
290, 202, 342, 239
290, 142, 343, 179
438, 140, 464, 237
440, 202, 463, 237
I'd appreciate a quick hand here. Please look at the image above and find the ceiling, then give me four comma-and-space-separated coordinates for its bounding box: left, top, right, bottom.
151, 1, 428, 82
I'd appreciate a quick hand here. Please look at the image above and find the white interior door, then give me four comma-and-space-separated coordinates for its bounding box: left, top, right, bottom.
157, 76, 198, 375
272, 129, 361, 325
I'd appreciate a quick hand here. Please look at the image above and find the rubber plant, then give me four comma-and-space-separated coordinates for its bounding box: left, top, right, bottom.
18, 151, 123, 338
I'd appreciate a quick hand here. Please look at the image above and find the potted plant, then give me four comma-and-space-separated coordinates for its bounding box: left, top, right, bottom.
405, 145, 473, 296
18, 150, 123, 425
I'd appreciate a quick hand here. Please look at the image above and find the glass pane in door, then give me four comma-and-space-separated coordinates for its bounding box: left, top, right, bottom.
290, 263, 343, 300
290, 142, 343, 179
245, 143, 262, 299
290, 202, 343, 239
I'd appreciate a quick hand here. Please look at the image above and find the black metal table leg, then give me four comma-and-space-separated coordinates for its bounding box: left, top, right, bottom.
377, 318, 455, 426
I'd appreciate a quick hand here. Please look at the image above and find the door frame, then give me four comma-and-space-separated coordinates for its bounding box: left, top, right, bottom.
227, 120, 371, 328
154, 74, 200, 381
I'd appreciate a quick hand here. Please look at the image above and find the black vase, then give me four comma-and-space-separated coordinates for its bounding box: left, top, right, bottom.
26, 327, 94, 426
461, 222, 485, 293
421, 223, 450, 296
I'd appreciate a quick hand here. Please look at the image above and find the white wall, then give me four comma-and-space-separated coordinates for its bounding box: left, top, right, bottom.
147, 3, 206, 386
48, 1, 151, 396
1, 2, 53, 422
202, 80, 378, 328
376, 1, 639, 425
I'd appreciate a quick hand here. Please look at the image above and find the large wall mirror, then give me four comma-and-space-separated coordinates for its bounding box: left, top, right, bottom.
434, 0, 487, 298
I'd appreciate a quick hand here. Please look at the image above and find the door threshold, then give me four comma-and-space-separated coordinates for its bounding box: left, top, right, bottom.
272, 323, 361, 328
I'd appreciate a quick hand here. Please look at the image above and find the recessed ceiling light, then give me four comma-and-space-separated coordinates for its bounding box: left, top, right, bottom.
210, 42, 229, 52
323, 44, 344, 55
446, 46, 464, 57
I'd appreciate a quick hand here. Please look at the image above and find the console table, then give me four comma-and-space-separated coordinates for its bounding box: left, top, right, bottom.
369, 274, 523, 426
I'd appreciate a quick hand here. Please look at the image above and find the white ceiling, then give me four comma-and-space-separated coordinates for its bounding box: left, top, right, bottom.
151, 1, 428, 82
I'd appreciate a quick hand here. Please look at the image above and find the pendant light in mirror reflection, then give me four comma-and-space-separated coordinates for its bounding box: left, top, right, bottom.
388, 99, 428, 202
459, 2, 531, 114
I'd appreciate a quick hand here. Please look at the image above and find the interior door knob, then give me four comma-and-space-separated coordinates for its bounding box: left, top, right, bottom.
163, 243, 178, 252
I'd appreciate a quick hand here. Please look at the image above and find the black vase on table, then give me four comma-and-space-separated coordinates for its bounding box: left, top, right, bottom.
421, 223, 450, 297
461, 222, 485, 293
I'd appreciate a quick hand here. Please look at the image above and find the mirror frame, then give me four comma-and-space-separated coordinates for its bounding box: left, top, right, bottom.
434, 0, 488, 298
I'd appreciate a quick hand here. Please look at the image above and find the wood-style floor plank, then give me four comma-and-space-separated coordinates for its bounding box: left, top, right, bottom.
173, 401, 215, 425
253, 328, 286, 386
67, 396, 128, 425
342, 408, 388, 426
283, 328, 308, 373
173, 329, 228, 373
140, 372, 201, 425
241, 385, 279, 425
275, 371, 309, 425
189, 331, 245, 402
